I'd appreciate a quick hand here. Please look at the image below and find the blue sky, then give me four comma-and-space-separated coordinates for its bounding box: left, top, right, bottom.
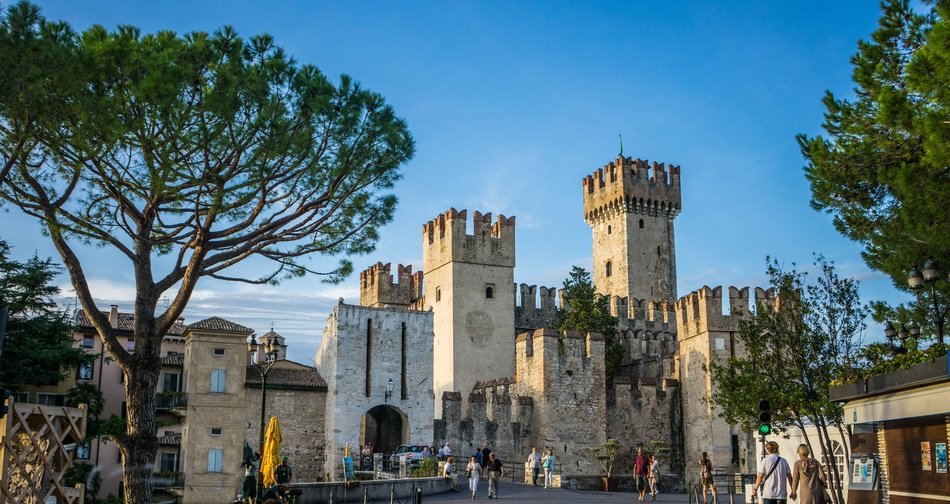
6, 1, 907, 363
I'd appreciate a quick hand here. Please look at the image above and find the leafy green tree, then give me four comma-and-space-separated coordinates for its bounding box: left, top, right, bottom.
710, 256, 867, 504
65, 382, 105, 417
559, 266, 623, 383
0, 3, 413, 501
0, 240, 93, 390
798, 0, 949, 341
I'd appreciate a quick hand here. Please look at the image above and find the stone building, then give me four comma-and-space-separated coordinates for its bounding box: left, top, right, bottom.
316, 299, 435, 480
423, 209, 517, 418
323, 153, 762, 487
13, 309, 327, 503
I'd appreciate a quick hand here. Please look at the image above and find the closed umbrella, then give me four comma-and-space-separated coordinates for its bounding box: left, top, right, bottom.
261, 416, 282, 487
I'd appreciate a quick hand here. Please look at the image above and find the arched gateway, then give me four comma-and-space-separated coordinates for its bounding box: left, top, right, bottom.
362, 405, 408, 454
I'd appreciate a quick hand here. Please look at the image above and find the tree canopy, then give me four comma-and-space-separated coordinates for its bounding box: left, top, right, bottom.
559, 266, 623, 383
0, 2, 414, 501
798, 0, 949, 339
710, 256, 867, 504
0, 240, 93, 391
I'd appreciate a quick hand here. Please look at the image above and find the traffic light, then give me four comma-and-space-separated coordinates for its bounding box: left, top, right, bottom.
757, 399, 772, 435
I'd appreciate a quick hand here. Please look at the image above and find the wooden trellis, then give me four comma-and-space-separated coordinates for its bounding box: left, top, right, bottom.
0, 401, 87, 504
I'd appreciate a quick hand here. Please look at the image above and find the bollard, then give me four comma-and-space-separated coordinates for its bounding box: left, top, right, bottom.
328, 490, 333, 504
363, 486, 369, 504
389, 483, 396, 504
416, 487, 423, 504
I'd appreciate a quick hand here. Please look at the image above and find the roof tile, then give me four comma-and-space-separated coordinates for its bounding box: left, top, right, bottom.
245, 360, 327, 391
188, 317, 253, 334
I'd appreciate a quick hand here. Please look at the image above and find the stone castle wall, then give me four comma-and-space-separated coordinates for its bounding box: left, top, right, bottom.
244, 387, 327, 481
316, 301, 435, 480
423, 209, 517, 417
435, 329, 606, 475
675, 285, 771, 478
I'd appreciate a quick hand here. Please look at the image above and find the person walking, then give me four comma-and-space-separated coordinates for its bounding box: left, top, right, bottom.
542, 449, 555, 489
481, 443, 492, 478
648, 453, 662, 502
487, 452, 504, 499
699, 451, 717, 504
527, 447, 542, 486
790, 444, 828, 504
466, 455, 482, 500
634, 447, 650, 502
753, 441, 793, 504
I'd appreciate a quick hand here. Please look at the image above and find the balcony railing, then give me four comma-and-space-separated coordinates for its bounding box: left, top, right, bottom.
155, 391, 188, 410
152, 471, 184, 489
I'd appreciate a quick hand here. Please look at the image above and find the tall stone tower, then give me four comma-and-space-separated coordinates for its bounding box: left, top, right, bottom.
582, 156, 681, 301
423, 208, 516, 416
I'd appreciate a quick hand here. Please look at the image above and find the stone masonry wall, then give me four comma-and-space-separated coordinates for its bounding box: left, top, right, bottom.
675, 285, 768, 481
315, 301, 434, 481
245, 387, 326, 481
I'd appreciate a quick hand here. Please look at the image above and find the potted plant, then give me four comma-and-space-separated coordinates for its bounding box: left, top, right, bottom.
589, 438, 621, 492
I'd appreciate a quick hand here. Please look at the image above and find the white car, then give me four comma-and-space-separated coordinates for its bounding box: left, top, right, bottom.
388, 445, 428, 468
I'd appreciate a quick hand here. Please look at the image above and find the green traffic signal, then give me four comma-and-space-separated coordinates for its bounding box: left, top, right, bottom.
757, 399, 772, 436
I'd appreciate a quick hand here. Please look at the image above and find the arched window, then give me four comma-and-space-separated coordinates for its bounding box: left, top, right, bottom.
822, 441, 846, 487
435, 288, 441, 302
607, 225, 612, 235
605, 261, 613, 277
638, 219, 644, 229
486, 286, 494, 299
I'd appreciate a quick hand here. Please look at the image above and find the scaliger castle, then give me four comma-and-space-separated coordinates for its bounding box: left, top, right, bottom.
47, 152, 776, 502
316, 153, 773, 485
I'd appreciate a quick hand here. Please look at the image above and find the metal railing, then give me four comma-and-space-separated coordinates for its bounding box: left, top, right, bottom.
687, 473, 756, 504
152, 471, 185, 489
155, 391, 188, 410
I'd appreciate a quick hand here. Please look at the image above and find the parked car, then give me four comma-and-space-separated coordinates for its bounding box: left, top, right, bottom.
388, 444, 427, 468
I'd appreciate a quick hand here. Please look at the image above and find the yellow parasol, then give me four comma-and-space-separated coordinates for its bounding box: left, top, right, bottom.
260, 416, 282, 487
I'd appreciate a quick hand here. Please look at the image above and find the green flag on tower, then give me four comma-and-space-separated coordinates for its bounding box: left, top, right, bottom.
619, 134, 623, 157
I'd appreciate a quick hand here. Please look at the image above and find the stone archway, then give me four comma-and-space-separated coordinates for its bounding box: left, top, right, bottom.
361, 405, 407, 455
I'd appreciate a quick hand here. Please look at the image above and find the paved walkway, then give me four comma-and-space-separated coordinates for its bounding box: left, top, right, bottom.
411, 481, 744, 504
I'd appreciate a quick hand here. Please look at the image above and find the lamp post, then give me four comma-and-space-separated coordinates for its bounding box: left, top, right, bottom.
248, 334, 281, 498
384, 378, 395, 403
908, 259, 948, 344
883, 321, 918, 354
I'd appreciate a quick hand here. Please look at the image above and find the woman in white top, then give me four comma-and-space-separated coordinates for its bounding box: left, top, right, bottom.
466, 455, 481, 500
648, 454, 662, 501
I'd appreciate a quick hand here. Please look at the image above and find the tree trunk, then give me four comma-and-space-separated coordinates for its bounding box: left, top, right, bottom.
121, 357, 161, 504
815, 420, 844, 504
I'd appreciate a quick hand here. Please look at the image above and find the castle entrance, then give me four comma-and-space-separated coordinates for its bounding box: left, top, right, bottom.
361, 405, 407, 456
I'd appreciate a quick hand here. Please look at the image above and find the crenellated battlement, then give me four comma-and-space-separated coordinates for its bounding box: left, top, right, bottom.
675, 285, 774, 338
582, 156, 682, 226
422, 208, 516, 271
358, 262, 424, 309
514, 284, 560, 331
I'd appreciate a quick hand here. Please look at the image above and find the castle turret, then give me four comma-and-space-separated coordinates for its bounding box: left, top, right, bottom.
675, 285, 768, 477
582, 156, 681, 302
423, 208, 516, 416
359, 262, 424, 309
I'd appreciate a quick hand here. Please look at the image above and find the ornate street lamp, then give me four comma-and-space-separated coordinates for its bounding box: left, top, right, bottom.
248, 334, 282, 496
384, 378, 395, 403
907, 259, 948, 344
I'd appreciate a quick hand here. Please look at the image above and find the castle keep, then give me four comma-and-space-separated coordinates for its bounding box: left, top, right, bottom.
317, 153, 759, 485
